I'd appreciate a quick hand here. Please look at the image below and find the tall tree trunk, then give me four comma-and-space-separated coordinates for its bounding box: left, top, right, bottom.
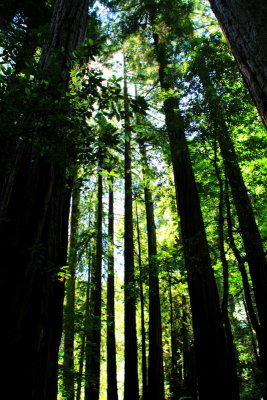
208, 0, 267, 128
76, 260, 92, 400
225, 186, 260, 338
139, 140, 165, 400
107, 176, 119, 400
168, 273, 182, 400
198, 65, 267, 392
181, 295, 197, 398
136, 204, 148, 400
213, 152, 240, 398
225, 187, 267, 399
0, 1, 88, 399
152, 33, 238, 399
63, 178, 81, 400
123, 60, 139, 400
85, 160, 103, 400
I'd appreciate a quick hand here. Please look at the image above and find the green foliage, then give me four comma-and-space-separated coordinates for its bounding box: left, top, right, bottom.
58, 266, 71, 282
3, 1, 267, 398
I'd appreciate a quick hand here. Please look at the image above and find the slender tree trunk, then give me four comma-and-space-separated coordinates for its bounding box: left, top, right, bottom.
85, 161, 103, 400
0, 1, 88, 399
123, 60, 139, 400
107, 176, 119, 400
225, 186, 260, 337
213, 153, 240, 398
139, 140, 165, 400
135, 204, 148, 400
208, 0, 267, 128
76, 262, 91, 400
152, 32, 237, 399
181, 295, 197, 398
63, 178, 81, 400
168, 274, 182, 400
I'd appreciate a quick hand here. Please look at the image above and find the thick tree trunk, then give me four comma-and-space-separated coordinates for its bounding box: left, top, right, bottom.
63, 178, 81, 400
0, 1, 88, 399
123, 64, 139, 400
208, 0, 267, 128
198, 66, 267, 392
139, 140, 165, 400
107, 177, 119, 400
153, 33, 238, 399
225, 188, 267, 399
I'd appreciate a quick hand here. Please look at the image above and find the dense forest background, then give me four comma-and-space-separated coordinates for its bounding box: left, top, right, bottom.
0, 1, 266, 400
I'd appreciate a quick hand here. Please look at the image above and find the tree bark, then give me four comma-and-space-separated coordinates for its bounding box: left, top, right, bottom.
208, 0, 267, 128
198, 64, 267, 393
139, 140, 165, 400
123, 60, 139, 400
135, 204, 148, 400
153, 33, 238, 399
0, 1, 88, 399
85, 160, 103, 400
213, 154, 240, 398
168, 274, 182, 400
76, 262, 91, 400
63, 178, 81, 400
107, 176, 119, 400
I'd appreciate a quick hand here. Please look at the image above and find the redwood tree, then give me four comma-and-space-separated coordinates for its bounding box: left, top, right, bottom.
107, 176, 119, 400
149, 7, 239, 398
85, 156, 103, 400
0, 1, 89, 399
208, 0, 267, 128
139, 139, 165, 400
123, 61, 139, 400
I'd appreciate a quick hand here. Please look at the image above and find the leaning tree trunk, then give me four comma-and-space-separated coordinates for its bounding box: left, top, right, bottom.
152, 32, 238, 399
208, 0, 267, 128
0, 1, 88, 400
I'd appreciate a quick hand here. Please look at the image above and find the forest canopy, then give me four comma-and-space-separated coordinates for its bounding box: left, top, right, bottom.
0, 1, 266, 400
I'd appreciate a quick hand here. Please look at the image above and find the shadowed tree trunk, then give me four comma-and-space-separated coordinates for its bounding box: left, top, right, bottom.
198, 64, 267, 393
85, 156, 103, 400
0, 1, 88, 399
135, 204, 148, 400
152, 31, 238, 399
107, 176, 119, 400
139, 139, 165, 400
76, 259, 92, 400
213, 152, 239, 397
63, 177, 81, 400
168, 273, 182, 400
123, 59, 139, 400
208, 0, 267, 128
225, 186, 267, 400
